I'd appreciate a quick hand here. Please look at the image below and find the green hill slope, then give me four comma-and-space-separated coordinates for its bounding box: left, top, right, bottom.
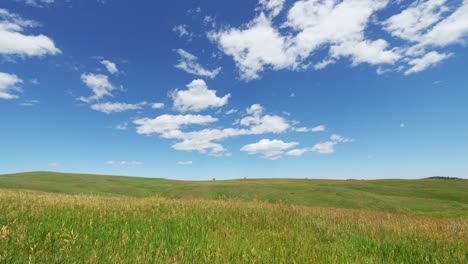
0, 171, 467, 217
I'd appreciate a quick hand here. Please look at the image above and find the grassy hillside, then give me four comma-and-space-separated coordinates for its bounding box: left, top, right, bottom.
0, 190, 466, 263
0, 171, 467, 217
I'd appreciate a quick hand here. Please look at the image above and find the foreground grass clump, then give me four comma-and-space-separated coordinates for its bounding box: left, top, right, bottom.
0, 190, 466, 263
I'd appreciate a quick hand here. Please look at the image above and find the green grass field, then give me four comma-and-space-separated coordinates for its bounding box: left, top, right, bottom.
0, 172, 467, 263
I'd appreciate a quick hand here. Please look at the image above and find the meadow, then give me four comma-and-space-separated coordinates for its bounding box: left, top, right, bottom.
0, 172, 467, 263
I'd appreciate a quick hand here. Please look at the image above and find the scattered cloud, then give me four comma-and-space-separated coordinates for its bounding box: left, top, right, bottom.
241, 139, 298, 160
171, 79, 230, 112
151, 102, 165, 109
257, 0, 286, 18
0, 8, 60, 57
330, 134, 354, 143
173, 24, 193, 40
100, 59, 119, 75
107, 160, 143, 166
0, 72, 23, 99
208, 0, 468, 80
134, 103, 290, 156
115, 122, 128, 130
90, 101, 146, 114
405, 51, 452, 75
175, 49, 221, 78
294, 125, 326, 132
177, 161, 193, 165
78, 73, 114, 103
20, 99, 39, 106
134, 114, 218, 135
287, 134, 354, 156
311, 141, 337, 154
17, 0, 56, 8
225, 109, 238, 115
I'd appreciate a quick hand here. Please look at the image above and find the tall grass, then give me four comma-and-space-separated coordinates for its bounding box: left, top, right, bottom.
1, 190, 466, 263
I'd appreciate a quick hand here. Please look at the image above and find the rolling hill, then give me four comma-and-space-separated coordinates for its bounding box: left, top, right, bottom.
1, 171, 466, 217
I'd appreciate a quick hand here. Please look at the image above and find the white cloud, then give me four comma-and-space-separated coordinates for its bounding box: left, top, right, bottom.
175, 49, 221, 78
151, 102, 165, 109
405, 51, 452, 75
177, 161, 193, 165
286, 148, 309, 156
294, 124, 326, 132
0, 72, 23, 99
78, 73, 114, 102
258, 0, 286, 18
314, 58, 335, 70
134, 114, 218, 135
383, 0, 449, 42
209, 13, 294, 80
225, 109, 238, 115
100, 59, 119, 75
287, 133, 354, 156
0, 9, 60, 57
134, 103, 290, 156
311, 141, 336, 154
171, 79, 230, 112
329, 39, 401, 66
420, 1, 468, 47
241, 139, 298, 160
90, 101, 146, 114
107, 161, 143, 166
20, 99, 39, 106
19, 0, 55, 8
173, 24, 193, 40
330, 134, 354, 143
209, 0, 468, 78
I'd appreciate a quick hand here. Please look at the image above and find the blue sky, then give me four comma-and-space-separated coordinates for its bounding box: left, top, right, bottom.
1, 0, 467, 179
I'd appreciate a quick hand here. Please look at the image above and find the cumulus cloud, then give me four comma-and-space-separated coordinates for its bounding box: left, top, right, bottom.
171, 79, 230, 112
405, 51, 452, 75
175, 49, 221, 78
100, 59, 119, 75
78, 73, 114, 102
241, 139, 298, 160
0, 9, 60, 57
209, 0, 468, 79
311, 141, 337, 154
151, 102, 165, 109
134, 114, 218, 135
258, 0, 286, 18
134, 104, 290, 156
0, 72, 23, 99
90, 101, 146, 114
383, 0, 450, 43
